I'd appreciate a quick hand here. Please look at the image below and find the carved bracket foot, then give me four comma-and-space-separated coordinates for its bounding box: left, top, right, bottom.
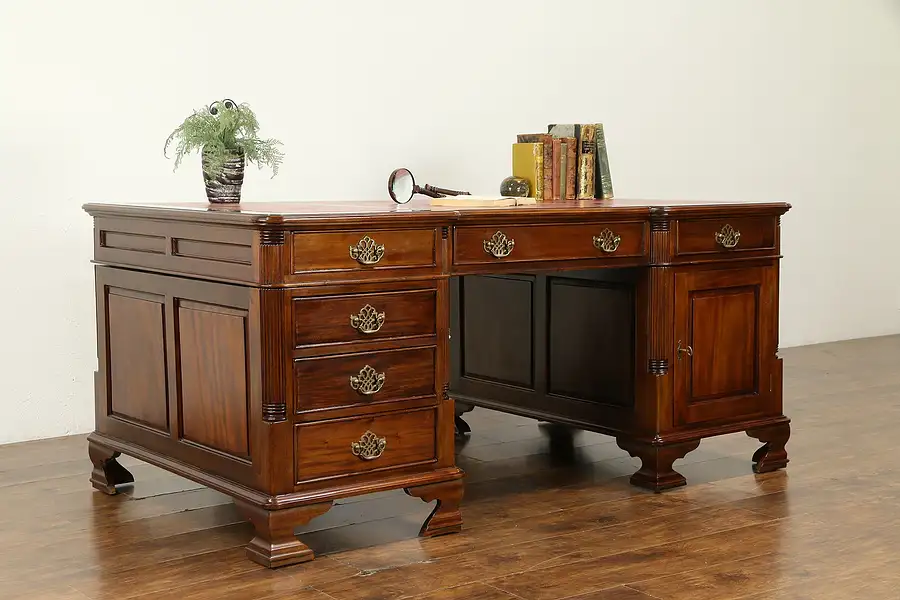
538, 422, 578, 460
235, 500, 333, 568
405, 479, 464, 537
616, 437, 701, 493
88, 437, 134, 495
454, 401, 474, 436
747, 422, 790, 473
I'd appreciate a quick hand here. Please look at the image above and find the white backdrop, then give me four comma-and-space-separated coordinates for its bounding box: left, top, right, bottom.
2, 0, 899, 444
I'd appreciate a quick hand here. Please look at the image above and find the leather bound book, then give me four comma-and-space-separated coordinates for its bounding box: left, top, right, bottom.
547, 125, 582, 200
577, 124, 596, 199
563, 136, 577, 200
517, 134, 553, 200
559, 141, 568, 200
512, 142, 544, 200
551, 138, 562, 200
548, 123, 580, 139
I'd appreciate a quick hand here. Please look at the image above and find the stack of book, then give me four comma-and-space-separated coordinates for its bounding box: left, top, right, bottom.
512, 123, 614, 201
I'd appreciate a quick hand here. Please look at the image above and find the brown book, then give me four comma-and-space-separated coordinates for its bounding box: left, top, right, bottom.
547, 126, 581, 200
517, 133, 553, 200
559, 141, 567, 200
563, 136, 577, 199
551, 138, 561, 200
576, 124, 596, 199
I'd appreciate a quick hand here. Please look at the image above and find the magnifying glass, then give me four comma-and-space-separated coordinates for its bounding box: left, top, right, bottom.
388, 168, 470, 204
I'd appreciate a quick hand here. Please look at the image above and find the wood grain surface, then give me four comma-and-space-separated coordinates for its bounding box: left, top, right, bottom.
1, 335, 897, 599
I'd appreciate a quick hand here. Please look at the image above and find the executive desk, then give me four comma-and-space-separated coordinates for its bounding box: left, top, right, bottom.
83, 198, 791, 568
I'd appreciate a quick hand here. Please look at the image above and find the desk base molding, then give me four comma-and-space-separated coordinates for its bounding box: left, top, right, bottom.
89, 431, 464, 506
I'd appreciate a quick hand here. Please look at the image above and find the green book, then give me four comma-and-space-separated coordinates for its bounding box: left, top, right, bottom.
594, 123, 614, 199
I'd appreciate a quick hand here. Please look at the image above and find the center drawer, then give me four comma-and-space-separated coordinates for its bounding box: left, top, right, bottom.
294, 346, 436, 413
294, 408, 436, 483
453, 221, 647, 265
293, 289, 436, 348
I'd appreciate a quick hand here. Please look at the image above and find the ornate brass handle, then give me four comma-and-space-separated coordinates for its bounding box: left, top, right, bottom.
349, 365, 385, 395
714, 224, 741, 249
349, 235, 385, 265
351, 430, 386, 460
349, 304, 385, 334
677, 340, 693, 359
483, 231, 515, 258
592, 228, 621, 253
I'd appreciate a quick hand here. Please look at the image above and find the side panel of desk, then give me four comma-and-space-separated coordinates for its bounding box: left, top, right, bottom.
92, 265, 271, 495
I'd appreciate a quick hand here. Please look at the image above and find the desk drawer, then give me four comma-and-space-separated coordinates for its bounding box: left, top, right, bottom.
294, 408, 436, 482
292, 229, 436, 274
676, 217, 777, 258
293, 289, 436, 348
453, 222, 646, 265
294, 347, 435, 413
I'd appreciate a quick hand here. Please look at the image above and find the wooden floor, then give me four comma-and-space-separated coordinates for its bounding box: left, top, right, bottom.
2, 335, 899, 599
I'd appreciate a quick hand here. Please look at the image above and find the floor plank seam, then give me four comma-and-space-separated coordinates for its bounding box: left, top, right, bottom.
309, 587, 343, 600
481, 518, 785, 591
334, 493, 785, 577
444, 485, 763, 560
73, 542, 257, 586
485, 581, 528, 599
622, 584, 665, 600
615, 549, 781, 595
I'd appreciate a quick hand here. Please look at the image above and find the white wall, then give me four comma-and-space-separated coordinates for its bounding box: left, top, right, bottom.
2, 0, 899, 444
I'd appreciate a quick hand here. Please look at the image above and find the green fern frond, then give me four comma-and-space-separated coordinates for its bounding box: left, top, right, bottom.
164, 101, 284, 178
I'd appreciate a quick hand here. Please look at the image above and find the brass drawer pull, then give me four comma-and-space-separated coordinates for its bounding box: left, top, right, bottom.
592, 228, 621, 253
677, 340, 693, 359
351, 430, 386, 460
349, 365, 385, 395
483, 231, 515, 258
714, 224, 741, 249
349, 304, 385, 334
349, 235, 385, 265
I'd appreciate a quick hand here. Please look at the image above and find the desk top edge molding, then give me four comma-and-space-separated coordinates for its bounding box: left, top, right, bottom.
82, 199, 792, 228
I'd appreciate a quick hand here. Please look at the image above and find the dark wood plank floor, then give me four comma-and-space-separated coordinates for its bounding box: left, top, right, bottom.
2, 335, 899, 599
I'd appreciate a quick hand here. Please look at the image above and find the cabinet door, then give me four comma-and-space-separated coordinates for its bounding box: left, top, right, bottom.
673, 266, 778, 427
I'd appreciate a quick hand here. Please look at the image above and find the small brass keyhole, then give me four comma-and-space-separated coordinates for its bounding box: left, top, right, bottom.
677, 340, 693, 359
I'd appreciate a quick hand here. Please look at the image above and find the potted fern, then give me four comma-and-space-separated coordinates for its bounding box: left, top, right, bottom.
164, 99, 284, 203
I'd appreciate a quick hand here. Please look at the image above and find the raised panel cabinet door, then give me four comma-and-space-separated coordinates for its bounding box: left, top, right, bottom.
673, 266, 779, 427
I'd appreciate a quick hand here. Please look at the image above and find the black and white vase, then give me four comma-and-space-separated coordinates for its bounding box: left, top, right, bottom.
202, 149, 245, 204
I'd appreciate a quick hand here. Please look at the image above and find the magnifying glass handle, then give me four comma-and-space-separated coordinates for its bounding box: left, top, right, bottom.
425, 184, 470, 196
415, 185, 445, 198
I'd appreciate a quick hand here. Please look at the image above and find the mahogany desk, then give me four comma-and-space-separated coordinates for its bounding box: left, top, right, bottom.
83, 198, 791, 568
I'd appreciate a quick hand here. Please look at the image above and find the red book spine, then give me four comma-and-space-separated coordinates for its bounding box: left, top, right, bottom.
564, 137, 577, 200
551, 139, 561, 200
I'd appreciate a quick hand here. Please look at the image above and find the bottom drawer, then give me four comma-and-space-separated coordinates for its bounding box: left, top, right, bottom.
294, 408, 436, 483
